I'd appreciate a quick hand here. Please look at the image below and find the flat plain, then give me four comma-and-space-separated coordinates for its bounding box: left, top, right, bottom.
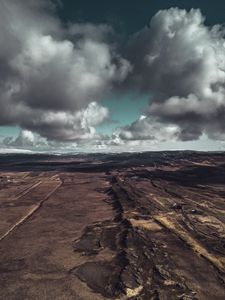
0, 152, 225, 299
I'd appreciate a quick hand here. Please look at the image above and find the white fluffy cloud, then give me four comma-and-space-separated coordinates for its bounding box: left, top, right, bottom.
125, 8, 225, 141
118, 115, 180, 142
23, 101, 109, 141
0, 0, 131, 141
3, 130, 46, 148
2, 3, 225, 151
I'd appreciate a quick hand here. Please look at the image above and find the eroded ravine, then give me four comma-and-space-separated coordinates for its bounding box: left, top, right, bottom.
72, 173, 225, 300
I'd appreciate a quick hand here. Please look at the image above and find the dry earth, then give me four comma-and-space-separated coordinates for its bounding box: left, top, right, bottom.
0, 152, 225, 299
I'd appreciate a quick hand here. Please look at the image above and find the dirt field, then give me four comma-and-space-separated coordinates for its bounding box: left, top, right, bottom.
0, 152, 225, 299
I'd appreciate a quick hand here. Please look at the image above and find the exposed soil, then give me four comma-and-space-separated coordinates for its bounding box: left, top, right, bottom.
0, 152, 225, 299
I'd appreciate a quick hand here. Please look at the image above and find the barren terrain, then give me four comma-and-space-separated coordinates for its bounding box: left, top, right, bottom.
0, 152, 225, 299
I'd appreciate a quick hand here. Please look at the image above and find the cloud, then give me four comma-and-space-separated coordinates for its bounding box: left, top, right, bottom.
21, 101, 109, 141
0, 0, 131, 141
125, 8, 225, 141
118, 115, 180, 142
2, 3, 225, 151
3, 130, 47, 148
2, 102, 109, 151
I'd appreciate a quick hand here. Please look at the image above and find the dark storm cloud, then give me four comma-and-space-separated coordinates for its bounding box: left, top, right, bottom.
121, 8, 225, 142
0, 0, 131, 141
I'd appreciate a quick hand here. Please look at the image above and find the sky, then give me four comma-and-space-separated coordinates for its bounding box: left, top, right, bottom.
1, 0, 225, 152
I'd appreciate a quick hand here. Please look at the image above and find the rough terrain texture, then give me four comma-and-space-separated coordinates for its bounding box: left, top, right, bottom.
0, 152, 225, 299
